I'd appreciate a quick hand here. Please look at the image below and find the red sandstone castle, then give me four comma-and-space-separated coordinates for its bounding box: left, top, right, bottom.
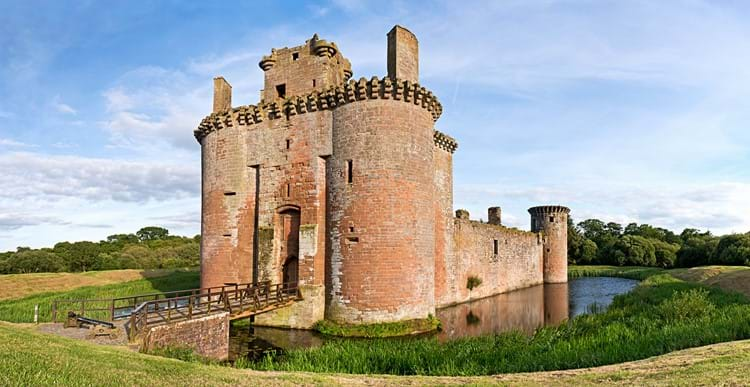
194, 26, 570, 328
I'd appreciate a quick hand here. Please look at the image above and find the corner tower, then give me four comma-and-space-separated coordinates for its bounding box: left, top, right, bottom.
529, 205, 570, 284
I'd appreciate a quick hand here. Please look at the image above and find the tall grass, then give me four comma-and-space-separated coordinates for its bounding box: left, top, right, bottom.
0, 269, 199, 323
568, 265, 664, 280
244, 274, 750, 376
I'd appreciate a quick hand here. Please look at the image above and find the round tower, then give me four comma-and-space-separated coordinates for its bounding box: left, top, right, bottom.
326, 92, 436, 324
528, 205, 570, 284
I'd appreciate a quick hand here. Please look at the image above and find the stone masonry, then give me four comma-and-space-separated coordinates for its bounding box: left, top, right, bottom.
195, 25, 569, 328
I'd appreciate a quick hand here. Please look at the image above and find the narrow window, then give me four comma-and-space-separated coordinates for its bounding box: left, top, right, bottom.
346, 160, 353, 184
286, 183, 291, 197
349, 226, 355, 233
549, 216, 554, 223
493, 239, 499, 255
276, 84, 286, 99
224, 191, 236, 196
292, 52, 299, 61
312, 79, 316, 87
285, 139, 291, 149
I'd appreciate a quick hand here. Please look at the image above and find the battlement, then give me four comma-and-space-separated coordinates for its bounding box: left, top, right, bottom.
434, 130, 458, 153
194, 76, 443, 141
527, 205, 571, 215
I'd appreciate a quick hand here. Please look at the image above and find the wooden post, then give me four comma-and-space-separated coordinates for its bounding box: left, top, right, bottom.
110, 299, 115, 321
80, 301, 85, 316
52, 301, 57, 323
188, 296, 193, 319
34, 304, 39, 324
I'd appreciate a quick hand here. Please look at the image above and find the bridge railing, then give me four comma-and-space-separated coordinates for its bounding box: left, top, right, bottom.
128, 281, 299, 339
51, 281, 284, 323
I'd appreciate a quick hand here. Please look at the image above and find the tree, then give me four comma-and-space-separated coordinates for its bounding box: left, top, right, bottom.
136, 227, 169, 242
11, 250, 64, 273
713, 233, 750, 266
67, 241, 101, 272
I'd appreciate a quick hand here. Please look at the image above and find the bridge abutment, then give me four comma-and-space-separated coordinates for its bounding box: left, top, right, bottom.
253, 284, 324, 329
140, 312, 230, 360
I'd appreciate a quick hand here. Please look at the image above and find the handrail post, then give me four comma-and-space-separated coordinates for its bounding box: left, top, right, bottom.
188, 296, 193, 319
110, 299, 115, 321
52, 301, 57, 323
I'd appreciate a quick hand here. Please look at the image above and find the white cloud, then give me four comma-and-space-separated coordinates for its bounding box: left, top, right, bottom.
455, 181, 750, 235
0, 151, 199, 203
52, 95, 77, 114
0, 138, 32, 147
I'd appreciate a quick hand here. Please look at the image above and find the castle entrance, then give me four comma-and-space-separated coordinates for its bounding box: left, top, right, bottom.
277, 207, 300, 287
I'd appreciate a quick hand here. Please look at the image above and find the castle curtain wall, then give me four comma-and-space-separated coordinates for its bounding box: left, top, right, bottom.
437, 219, 544, 307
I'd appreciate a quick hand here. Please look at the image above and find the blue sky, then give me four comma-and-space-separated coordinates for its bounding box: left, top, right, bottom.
1, 0, 749, 251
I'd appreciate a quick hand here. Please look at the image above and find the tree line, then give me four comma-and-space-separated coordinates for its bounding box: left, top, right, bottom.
0, 227, 200, 274
568, 218, 750, 268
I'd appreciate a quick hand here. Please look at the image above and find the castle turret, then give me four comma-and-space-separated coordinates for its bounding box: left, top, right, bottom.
487, 207, 502, 225
528, 205, 570, 284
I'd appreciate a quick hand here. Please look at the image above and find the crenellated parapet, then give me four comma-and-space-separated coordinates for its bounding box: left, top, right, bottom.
528, 205, 571, 216
433, 130, 457, 153
195, 76, 444, 142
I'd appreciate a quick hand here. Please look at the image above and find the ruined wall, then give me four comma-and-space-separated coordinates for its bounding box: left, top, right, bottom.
326, 98, 436, 324
141, 312, 229, 360
439, 217, 544, 307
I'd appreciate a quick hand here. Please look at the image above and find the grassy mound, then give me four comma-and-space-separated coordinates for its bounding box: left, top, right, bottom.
0, 269, 199, 323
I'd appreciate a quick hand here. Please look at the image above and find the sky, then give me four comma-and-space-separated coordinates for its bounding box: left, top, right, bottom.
1, 0, 749, 251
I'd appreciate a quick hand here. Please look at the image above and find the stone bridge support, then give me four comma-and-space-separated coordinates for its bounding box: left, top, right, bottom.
139, 312, 230, 360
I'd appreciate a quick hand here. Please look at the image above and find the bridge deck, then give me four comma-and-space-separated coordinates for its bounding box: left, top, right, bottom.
52, 281, 300, 340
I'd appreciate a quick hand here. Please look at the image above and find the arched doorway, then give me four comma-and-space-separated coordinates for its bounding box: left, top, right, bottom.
275, 207, 300, 288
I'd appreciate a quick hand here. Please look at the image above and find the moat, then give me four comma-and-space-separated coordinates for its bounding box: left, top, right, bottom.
229, 277, 638, 361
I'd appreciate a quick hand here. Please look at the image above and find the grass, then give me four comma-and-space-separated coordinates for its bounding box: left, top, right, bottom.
313, 315, 441, 338
568, 265, 665, 280
0, 268, 187, 301
244, 273, 750, 376
1, 321, 750, 385
0, 269, 199, 323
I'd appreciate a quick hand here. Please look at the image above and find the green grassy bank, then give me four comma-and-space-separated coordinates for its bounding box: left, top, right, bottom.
0, 269, 199, 323
245, 272, 750, 376
1, 321, 750, 386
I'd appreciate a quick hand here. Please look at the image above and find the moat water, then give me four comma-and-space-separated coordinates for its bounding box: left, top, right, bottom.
228, 276, 638, 361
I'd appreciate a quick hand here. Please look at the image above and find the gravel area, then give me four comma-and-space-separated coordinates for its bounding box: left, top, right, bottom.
37, 321, 132, 347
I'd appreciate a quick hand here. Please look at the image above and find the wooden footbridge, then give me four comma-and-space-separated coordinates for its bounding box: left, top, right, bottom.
52, 281, 300, 339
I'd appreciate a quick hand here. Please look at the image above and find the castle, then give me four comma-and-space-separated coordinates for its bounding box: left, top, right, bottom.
195, 25, 570, 329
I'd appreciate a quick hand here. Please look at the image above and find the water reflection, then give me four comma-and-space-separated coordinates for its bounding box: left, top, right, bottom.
229, 277, 638, 360
437, 277, 637, 340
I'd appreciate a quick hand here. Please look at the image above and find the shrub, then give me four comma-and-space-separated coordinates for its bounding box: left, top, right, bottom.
467, 276, 482, 290
659, 288, 716, 322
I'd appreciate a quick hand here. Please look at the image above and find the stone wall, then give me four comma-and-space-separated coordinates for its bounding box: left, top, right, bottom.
140, 312, 229, 360
438, 217, 544, 307
253, 284, 325, 328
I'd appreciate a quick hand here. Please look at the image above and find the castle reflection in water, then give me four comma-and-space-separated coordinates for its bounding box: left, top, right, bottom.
437, 283, 570, 340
